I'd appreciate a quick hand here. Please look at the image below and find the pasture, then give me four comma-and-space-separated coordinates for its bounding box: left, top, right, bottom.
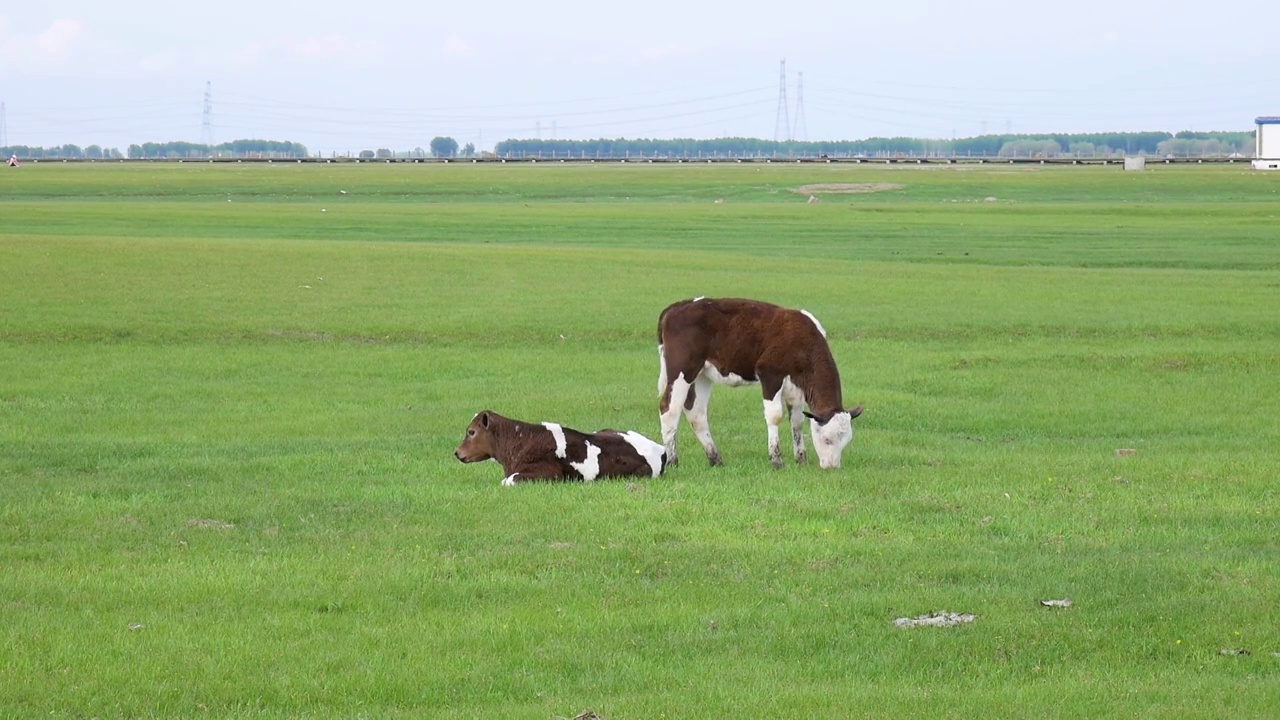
1, 161, 1278, 718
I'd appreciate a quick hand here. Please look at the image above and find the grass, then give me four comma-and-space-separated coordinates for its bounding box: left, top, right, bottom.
1, 162, 1279, 718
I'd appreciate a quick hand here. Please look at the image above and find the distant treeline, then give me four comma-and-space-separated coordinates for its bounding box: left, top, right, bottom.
5, 131, 1254, 160
2, 144, 125, 159
494, 131, 1254, 159
126, 140, 309, 159
1, 140, 308, 159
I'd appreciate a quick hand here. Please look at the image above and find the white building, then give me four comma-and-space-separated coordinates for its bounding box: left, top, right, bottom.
1253, 116, 1280, 170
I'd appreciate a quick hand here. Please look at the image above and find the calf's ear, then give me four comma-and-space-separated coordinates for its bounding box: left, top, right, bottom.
848, 405, 864, 419
479, 411, 491, 429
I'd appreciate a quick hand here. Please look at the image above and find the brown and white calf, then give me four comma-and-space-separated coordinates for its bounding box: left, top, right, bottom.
454, 410, 667, 485
657, 297, 863, 469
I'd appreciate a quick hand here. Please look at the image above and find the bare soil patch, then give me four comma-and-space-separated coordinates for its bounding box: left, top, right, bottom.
186, 518, 235, 530
794, 182, 904, 195
893, 611, 977, 628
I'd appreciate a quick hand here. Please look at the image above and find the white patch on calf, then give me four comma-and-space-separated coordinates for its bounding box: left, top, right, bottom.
542, 422, 568, 458
779, 376, 804, 407
693, 296, 705, 302
763, 389, 786, 425
571, 442, 602, 481
810, 411, 854, 469
502, 473, 519, 486
702, 361, 755, 387
619, 431, 665, 477
800, 310, 828, 338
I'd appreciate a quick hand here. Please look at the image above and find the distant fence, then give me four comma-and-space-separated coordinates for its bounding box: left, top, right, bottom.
16, 156, 1257, 166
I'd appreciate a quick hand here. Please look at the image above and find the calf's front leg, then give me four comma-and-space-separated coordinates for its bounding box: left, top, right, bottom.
789, 404, 807, 464
763, 390, 786, 469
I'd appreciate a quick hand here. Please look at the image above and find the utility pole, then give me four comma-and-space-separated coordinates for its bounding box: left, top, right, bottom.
774, 59, 790, 143
793, 72, 808, 143
200, 81, 214, 151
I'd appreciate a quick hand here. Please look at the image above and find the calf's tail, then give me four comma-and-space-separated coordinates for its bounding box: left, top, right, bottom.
657, 344, 668, 397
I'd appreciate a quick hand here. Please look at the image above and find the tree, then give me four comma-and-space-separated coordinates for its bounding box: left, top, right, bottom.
358, 150, 375, 159
430, 136, 459, 158
215, 139, 308, 158
461, 142, 476, 158
998, 139, 1061, 158
1068, 142, 1096, 157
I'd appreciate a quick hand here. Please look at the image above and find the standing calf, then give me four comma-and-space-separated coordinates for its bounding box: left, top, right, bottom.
657, 297, 863, 469
454, 410, 667, 485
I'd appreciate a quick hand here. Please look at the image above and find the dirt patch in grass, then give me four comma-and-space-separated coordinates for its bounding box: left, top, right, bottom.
893, 611, 977, 628
186, 518, 235, 530
794, 182, 904, 196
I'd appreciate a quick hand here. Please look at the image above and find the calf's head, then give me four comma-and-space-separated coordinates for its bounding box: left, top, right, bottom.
454, 411, 498, 463
804, 405, 864, 469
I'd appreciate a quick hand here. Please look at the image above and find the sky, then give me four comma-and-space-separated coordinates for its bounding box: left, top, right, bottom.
2, 1, 1278, 154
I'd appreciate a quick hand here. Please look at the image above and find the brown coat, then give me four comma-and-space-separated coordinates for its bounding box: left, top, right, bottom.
658, 297, 849, 421
657, 297, 862, 469
454, 410, 667, 485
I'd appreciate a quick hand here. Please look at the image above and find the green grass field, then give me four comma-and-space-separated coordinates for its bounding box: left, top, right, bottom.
2, 162, 1278, 718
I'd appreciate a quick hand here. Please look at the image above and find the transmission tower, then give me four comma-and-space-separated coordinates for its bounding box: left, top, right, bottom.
774, 59, 790, 142
0, 102, 7, 148
200, 81, 214, 149
793, 72, 808, 143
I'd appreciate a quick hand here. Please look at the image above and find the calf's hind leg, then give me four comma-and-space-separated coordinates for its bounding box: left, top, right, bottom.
683, 375, 722, 466
659, 374, 691, 468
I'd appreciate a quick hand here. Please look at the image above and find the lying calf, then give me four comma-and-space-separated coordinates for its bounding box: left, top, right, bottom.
454, 409, 667, 485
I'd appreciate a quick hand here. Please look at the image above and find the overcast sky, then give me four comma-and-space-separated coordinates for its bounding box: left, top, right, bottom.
3, 1, 1277, 153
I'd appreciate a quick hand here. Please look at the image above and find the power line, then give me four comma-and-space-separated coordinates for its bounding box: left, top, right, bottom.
216, 86, 772, 124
